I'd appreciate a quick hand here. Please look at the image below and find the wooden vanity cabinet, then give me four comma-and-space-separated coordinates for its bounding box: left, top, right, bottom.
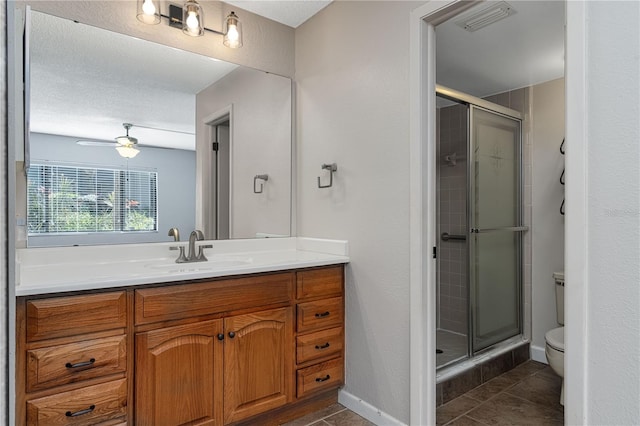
16, 265, 345, 426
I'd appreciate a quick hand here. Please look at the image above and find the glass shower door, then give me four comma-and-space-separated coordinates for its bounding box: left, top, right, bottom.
469, 106, 523, 352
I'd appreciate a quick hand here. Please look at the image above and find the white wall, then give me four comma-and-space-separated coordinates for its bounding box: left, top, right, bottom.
27, 133, 195, 247
196, 67, 291, 239
530, 78, 565, 359
295, 2, 420, 423
566, 2, 640, 424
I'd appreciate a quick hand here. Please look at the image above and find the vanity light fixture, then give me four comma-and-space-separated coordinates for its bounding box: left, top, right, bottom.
137, 0, 243, 48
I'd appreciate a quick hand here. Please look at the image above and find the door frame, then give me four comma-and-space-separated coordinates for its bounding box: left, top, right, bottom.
199, 105, 233, 239
409, 1, 586, 425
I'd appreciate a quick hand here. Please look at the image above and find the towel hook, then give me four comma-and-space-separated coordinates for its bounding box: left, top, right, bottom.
317, 163, 338, 188
253, 174, 268, 193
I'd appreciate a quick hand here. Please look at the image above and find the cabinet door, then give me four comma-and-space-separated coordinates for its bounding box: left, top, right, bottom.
223, 307, 293, 424
135, 320, 223, 426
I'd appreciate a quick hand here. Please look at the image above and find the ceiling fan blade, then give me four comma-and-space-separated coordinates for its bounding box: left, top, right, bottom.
76, 140, 117, 147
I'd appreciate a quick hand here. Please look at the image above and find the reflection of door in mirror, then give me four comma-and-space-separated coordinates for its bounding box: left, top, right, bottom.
210, 118, 231, 240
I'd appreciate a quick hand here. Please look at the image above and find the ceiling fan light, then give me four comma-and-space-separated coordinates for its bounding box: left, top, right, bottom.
115, 135, 138, 146
116, 145, 141, 158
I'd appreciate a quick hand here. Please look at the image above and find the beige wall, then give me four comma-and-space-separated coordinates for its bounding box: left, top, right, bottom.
1, 2, 8, 422
530, 78, 565, 357
295, 2, 421, 423
196, 67, 291, 239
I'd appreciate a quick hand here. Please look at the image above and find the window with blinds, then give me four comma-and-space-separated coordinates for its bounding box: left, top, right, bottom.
27, 164, 158, 234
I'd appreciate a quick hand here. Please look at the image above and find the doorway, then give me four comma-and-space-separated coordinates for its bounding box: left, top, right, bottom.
207, 116, 231, 240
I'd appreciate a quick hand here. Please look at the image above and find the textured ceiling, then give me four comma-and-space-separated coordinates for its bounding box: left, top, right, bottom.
436, 0, 565, 99
224, 0, 333, 28
30, 11, 238, 150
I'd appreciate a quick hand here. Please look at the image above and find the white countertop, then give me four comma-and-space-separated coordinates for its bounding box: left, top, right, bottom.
16, 237, 349, 296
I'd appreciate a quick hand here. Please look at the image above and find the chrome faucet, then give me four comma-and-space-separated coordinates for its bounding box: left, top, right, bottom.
168, 228, 188, 263
171, 229, 212, 263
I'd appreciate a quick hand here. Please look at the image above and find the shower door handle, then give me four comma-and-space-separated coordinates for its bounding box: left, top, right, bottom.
470, 226, 529, 234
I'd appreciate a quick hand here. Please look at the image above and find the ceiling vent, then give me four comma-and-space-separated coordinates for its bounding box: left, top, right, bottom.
455, 2, 517, 32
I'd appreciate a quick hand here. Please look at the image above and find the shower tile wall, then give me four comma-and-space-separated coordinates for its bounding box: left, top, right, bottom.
438, 102, 468, 335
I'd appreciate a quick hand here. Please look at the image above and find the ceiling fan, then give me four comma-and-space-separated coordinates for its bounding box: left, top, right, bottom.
77, 122, 194, 158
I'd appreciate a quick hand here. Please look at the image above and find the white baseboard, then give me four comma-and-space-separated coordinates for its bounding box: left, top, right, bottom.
338, 389, 407, 426
531, 344, 548, 364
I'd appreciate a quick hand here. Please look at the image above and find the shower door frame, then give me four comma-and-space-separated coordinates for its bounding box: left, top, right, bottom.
436, 85, 524, 359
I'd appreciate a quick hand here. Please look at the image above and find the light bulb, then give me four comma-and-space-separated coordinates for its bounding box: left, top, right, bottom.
142, 0, 156, 15
186, 11, 200, 33
227, 24, 239, 43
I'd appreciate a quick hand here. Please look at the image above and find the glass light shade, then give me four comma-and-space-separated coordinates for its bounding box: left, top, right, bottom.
223, 12, 242, 48
136, 0, 161, 24
116, 145, 141, 159
115, 135, 138, 146
183, 0, 204, 37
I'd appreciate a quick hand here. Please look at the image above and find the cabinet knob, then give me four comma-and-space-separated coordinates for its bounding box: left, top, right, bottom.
228, 331, 236, 338
217, 333, 225, 341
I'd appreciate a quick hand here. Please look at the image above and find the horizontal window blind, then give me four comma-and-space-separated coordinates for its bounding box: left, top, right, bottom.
27, 164, 158, 234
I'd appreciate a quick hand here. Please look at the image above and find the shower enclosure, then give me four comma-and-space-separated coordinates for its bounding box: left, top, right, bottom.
436, 85, 525, 368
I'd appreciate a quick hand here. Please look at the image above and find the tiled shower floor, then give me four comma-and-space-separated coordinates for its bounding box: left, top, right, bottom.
437, 329, 468, 368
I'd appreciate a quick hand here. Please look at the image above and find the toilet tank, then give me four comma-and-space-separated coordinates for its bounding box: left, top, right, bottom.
553, 272, 565, 325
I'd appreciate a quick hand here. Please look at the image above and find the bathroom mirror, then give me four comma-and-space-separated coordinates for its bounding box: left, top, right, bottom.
25, 10, 292, 247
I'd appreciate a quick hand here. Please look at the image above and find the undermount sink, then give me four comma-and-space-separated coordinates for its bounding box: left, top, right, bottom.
145, 256, 253, 273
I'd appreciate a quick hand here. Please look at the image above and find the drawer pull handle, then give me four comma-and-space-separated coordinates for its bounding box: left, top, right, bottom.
315, 375, 331, 382
315, 342, 331, 350
315, 311, 330, 318
66, 405, 95, 417
65, 358, 95, 369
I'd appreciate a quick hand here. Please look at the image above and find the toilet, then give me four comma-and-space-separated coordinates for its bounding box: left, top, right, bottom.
545, 272, 565, 405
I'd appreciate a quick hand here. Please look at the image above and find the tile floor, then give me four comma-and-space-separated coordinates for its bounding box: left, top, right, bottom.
282, 361, 562, 426
281, 403, 375, 426
438, 360, 563, 425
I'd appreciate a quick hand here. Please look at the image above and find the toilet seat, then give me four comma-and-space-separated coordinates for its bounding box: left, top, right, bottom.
545, 326, 564, 352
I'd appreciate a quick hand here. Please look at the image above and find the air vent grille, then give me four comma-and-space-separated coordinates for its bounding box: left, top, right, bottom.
455, 2, 517, 32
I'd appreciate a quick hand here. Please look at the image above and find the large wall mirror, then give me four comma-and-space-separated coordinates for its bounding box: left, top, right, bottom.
24, 9, 292, 247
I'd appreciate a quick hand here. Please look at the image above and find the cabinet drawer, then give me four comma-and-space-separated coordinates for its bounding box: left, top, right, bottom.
135, 272, 293, 325
297, 297, 343, 333
27, 335, 126, 392
296, 327, 343, 364
26, 379, 127, 425
26, 292, 127, 342
296, 358, 344, 398
296, 266, 343, 300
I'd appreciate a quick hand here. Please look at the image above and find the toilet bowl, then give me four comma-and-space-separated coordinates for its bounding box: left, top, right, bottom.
545, 326, 564, 405
545, 272, 565, 405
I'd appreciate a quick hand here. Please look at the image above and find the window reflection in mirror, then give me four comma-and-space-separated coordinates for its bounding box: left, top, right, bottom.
25, 10, 292, 247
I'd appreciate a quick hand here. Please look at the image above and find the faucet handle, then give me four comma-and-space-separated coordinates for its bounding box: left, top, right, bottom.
196, 244, 213, 261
